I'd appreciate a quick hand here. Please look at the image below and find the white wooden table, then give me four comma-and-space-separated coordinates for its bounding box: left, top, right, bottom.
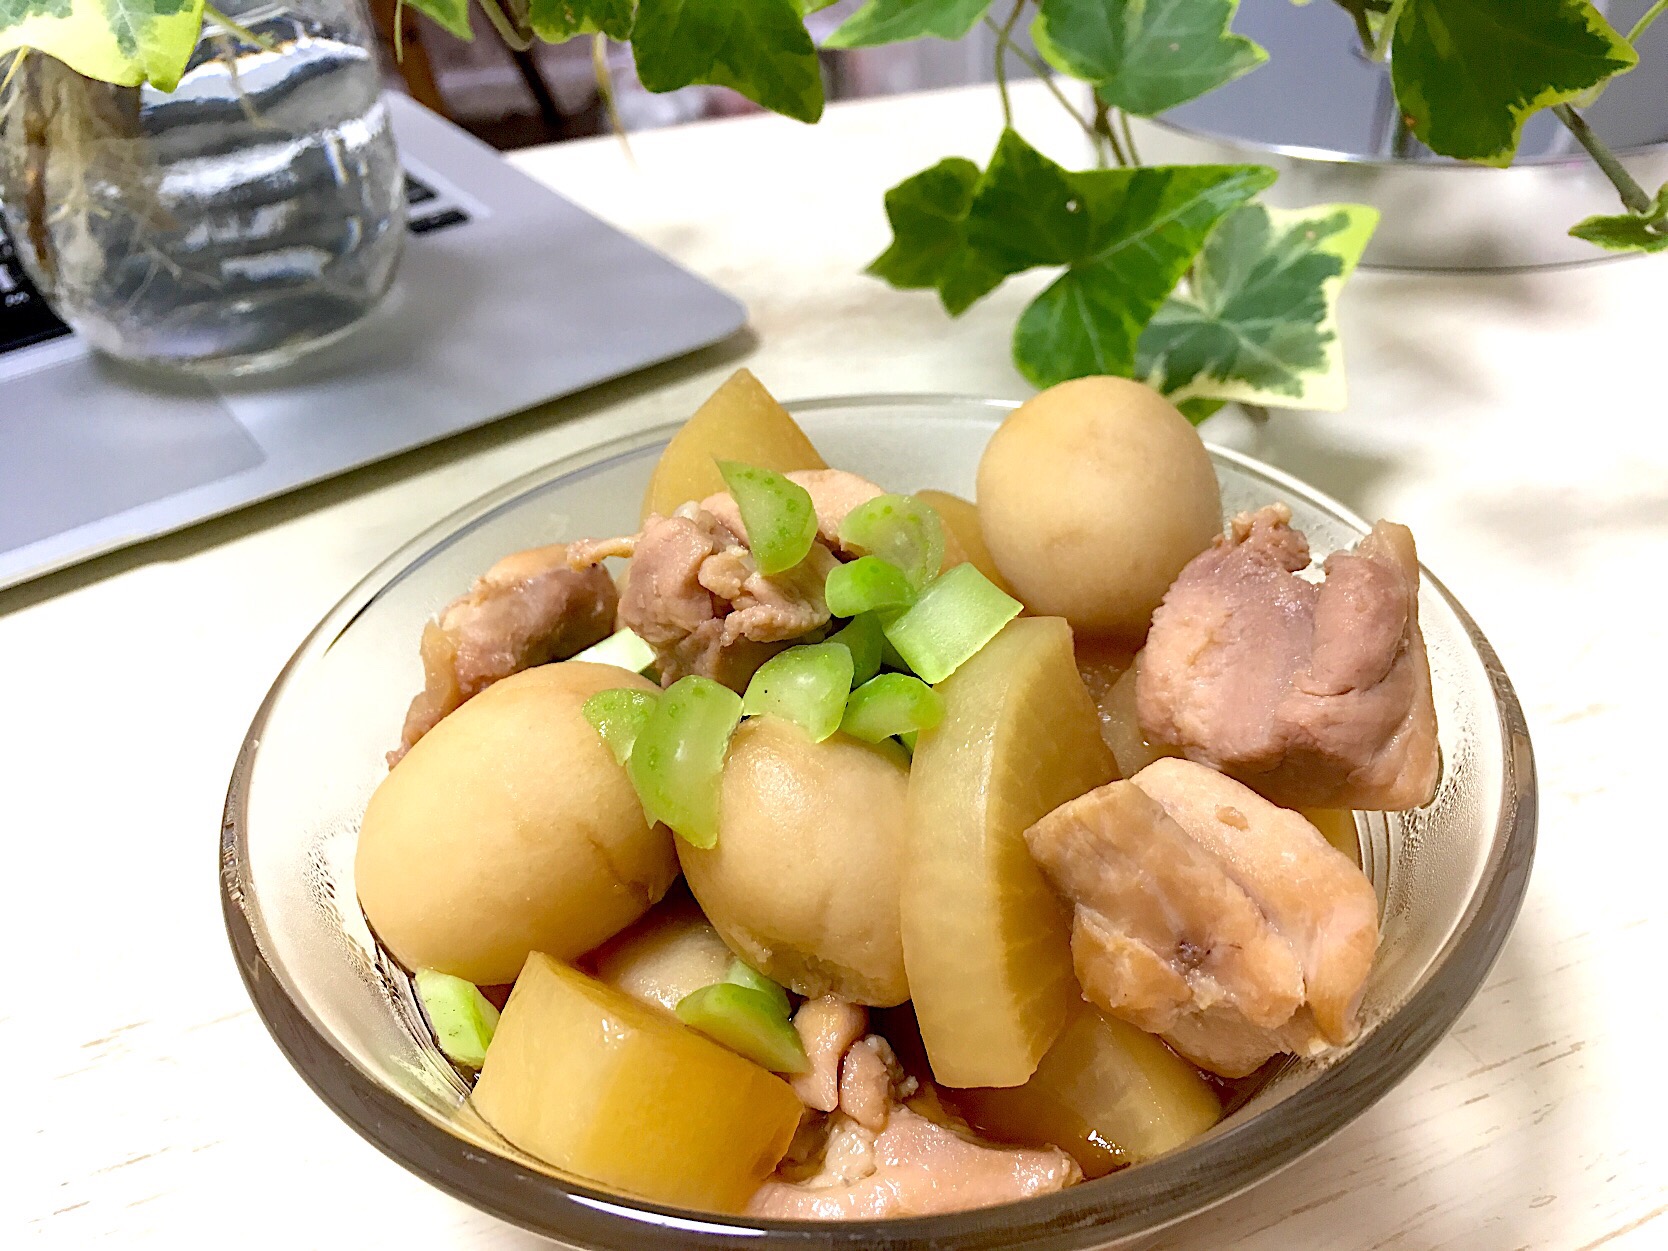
7, 83, 1666, 1250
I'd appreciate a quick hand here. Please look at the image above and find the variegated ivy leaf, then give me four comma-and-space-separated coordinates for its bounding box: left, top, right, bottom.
867, 157, 1007, 316
962, 131, 1273, 389
405, 0, 473, 41
526, 0, 635, 41
632, 0, 823, 123
1137, 202, 1378, 414
824, 0, 992, 49
1032, 0, 1267, 118
1391, 0, 1637, 166
1, 0, 205, 91
1569, 184, 1668, 254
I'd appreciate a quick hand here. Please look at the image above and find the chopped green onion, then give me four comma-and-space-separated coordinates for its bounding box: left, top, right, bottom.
571, 627, 657, 674
583, 688, 658, 766
724, 959, 792, 1018
899, 730, 919, 755
840, 673, 945, 743
741, 643, 853, 743
880, 630, 911, 674
717, 460, 818, 576
676, 983, 809, 1073
415, 969, 500, 1069
838, 493, 946, 591
882, 563, 1023, 685
627, 675, 743, 848
827, 613, 884, 686
825, 556, 915, 618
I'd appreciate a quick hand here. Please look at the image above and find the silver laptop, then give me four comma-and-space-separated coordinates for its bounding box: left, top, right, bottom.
0, 94, 746, 591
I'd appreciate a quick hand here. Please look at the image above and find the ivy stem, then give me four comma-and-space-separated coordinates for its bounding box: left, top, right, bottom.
593, 36, 635, 166
0, 48, 27, 104
990, 0, 1026, 128
1370, 0, 1409, 61
1118, 107, 1140, 165
1094, 96, 1129, 168
1552, 103, 1656, 216
203, 4, 275, 51
476, 0, 533, 52
988, 23, 1101, 151
1629, 0, 1668, 44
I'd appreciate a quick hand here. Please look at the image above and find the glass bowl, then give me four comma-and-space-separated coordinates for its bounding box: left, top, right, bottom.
221, 396, 1536, 1249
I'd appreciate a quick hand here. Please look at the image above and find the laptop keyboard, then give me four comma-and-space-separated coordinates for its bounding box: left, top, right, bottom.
2, 170, 472, 360
1, 225, 72, 358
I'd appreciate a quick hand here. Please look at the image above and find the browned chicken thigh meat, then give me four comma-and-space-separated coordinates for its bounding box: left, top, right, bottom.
753, 996, 1079, 1219
565, 469, 906, 690
1027, 759, 1380, 1078
1137, 504, 1439, 810
390, 543, 618, 764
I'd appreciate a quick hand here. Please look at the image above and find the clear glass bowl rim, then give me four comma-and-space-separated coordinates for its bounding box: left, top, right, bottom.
221, 394, 1537, 1250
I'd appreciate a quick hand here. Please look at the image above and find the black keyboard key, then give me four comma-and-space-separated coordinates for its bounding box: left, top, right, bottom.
408, 207, 469, 236
1, 222, 72, 357
404, 173, 438, 206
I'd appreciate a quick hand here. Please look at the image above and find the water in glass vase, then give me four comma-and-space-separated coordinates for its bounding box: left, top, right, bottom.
0, 0, 404, 375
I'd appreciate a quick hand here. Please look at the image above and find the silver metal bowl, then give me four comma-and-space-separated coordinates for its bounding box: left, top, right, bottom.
1136, 0, 1668, 270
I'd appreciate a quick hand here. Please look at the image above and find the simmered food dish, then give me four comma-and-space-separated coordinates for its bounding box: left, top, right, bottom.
353, 369, 1440, 1218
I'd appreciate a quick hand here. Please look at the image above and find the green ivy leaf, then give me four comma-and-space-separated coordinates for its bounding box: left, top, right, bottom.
867, 158, 1007, 315
631, 0, 823, 123
1032, 0, 1267, 117
797, 0, 840, 12
405, 0, 473, 41
1391, 0, 1637, 166
1137, 201, 1378, 412
961, 131, 1272, 388
1569, 185, 1668, 254
1, 0, 204, 90
527, 0, 635, 41
824, 0, 992, 49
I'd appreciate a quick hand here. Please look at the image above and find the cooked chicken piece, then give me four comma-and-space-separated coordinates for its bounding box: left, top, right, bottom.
774, 1113, 881, 1190
1132, 759, 1379, 1044
698, 539, 841, 646
790, 997, 869, 1114
1026, 761, 1379, 1077
839, 1035, 917, 1133
389, 544, 617, 764
747, 1107, 1079, 1220
569, 505, 834, 689
1025, 781, 1306, 1043
1138, 505, 1439, 810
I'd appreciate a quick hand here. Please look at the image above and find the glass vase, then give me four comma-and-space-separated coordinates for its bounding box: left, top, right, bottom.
0, 0, 404, 376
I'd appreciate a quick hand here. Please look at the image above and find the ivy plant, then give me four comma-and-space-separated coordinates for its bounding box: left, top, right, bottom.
1, 0, 1661, 413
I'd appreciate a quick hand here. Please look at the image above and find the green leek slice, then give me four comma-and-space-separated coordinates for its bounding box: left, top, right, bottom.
676, 983, 810, 1074
627, 676, 743, 848
415, 969, 500, 1069
582, 688, 659, 766
837, 493, 946, 591
717, 460, 818, 575
840, 673, 945, 743
883, 563, 1023, 685
825, 556, 915, 618
827, 613, 884, 686
724, 959, 792, 1018
741, 643, 854, 743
